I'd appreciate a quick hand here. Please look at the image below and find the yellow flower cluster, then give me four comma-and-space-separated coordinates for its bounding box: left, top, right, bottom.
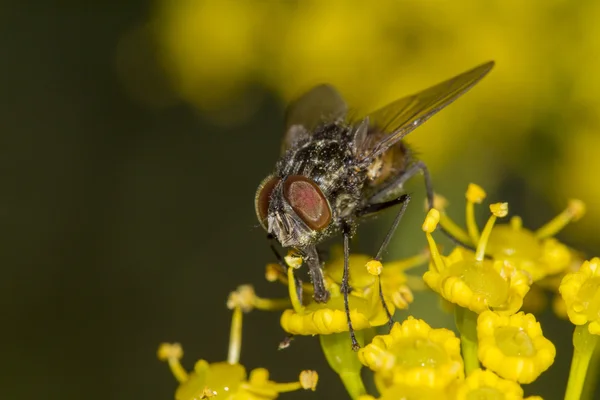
262, 249, 429, 398
424, 182, 585, 320
454, 369, 542, 400
276, 248, 425, 336
157, 180, 597, 399
416, 183, 564, 393
358, 317, 464, 391
158, 287, 318, 399
357, 317, 547, 400
423, 201, 531, 315
427, 184, 587, 333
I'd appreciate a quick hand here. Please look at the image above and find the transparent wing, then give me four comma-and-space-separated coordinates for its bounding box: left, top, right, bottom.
354, 61, 494, 161
282, 84, 348, 152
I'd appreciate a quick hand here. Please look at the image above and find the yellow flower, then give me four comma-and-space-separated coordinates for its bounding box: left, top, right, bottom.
438, 183, 583, 282
157, 347, 317, 400
280, 271, 389, 335
158, 287, 317, 399
280, 293, 389, 335
455, 369, 525, 400
278, 249, 426, 336
477, 311, 556, 383
559, 257, 600, 334
358, 383, 454, 400
358, 317, 463, 390
423, 206, 531, 315
323, 247, 425, 309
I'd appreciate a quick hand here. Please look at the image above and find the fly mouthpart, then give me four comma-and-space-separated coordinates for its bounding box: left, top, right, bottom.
267, 215, 276, 235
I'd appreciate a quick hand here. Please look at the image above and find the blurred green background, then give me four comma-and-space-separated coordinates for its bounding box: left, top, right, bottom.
3, 1, 600, 399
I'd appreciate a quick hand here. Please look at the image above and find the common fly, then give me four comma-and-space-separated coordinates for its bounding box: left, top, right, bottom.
255, 61, 494, 350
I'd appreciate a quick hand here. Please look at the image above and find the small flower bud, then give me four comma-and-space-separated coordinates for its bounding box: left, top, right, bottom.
422, 209, 440, 233
366, 260, 383, 276
299, 370, 319, 390
466, 183, 487, 203
490, 202, 508, 217
157, 343, 183, 361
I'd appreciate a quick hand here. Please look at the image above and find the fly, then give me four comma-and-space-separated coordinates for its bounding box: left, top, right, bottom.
255, 61, 495, 350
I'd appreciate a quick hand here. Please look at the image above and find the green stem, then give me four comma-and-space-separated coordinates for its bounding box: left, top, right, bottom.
338, 371, 368, 400
320, 331, 367, 400
581, 344, 600, 400
565, 324, 599, 400
454, 306, 480, 375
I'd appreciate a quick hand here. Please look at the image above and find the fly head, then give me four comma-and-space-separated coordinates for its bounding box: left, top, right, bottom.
255, 174, 333, 248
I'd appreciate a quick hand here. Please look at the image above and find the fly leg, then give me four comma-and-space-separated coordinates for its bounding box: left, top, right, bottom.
302, 245, 330, 303
341, 221, 360, 351
357, 194, 411, 328
370, 160, 477, 251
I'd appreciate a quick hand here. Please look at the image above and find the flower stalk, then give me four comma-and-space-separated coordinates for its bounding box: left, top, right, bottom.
565, 323, 599, 400
582, 344, 600, 400
455, 306, 480, 375
320, 331, 367, 399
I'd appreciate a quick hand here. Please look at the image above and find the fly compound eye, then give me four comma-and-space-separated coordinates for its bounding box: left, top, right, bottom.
255, 175, 280, 229
283, 176, 332, 231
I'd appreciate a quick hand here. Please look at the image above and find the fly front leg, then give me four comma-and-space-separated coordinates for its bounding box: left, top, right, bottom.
301, 245, 330, 303
341, 221, 360, 351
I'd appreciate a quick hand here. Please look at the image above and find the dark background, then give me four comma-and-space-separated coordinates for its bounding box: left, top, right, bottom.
2, 2, 596, 399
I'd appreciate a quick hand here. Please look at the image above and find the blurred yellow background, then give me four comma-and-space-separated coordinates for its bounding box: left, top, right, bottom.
117, 0, 600, 245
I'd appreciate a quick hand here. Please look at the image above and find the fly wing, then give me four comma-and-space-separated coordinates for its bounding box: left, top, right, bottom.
353, 61, 494, 162
282, 84, 348, 152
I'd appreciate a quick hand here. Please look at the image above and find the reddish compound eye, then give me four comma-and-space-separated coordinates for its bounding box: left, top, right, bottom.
283, 176, 331, 231
255, 175, 280, 229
